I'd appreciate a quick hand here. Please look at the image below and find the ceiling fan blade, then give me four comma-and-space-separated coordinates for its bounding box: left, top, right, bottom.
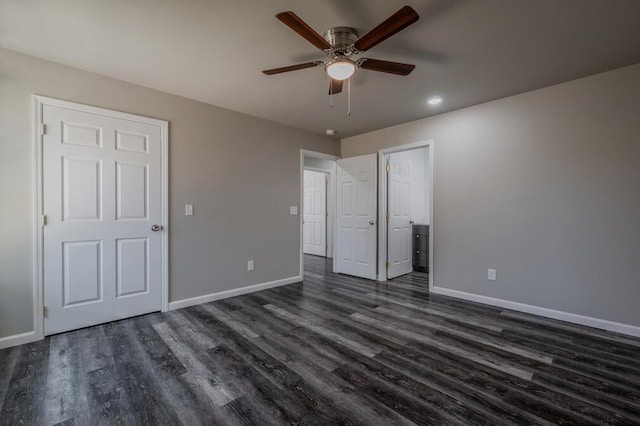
354, 6, 419, 52
329, 79, 343, 95
276, 11, 332, 50
262, 62, 322, 75
359, 58, 415, 76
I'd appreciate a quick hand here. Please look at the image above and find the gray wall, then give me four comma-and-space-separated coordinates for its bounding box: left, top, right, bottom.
0, 48, 339, 339
342, 63, 640, 327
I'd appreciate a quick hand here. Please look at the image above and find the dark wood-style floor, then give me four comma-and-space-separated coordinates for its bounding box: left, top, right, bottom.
1, 256, 640, 425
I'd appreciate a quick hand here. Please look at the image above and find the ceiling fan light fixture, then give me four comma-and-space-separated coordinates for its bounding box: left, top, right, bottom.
325, 58, 356, 81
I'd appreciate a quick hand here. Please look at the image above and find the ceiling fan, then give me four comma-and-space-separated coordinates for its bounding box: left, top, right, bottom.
263, 5, 420, 96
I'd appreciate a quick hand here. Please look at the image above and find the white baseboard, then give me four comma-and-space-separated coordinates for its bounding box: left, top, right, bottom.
1, 276, 302, 349
0, 331, 38, 350
431, 286, 640, 338
169, 275, 302, 311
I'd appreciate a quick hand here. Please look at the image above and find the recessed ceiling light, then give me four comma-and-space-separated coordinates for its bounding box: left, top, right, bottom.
427, 96, 443, 106
325, 129, 337, 136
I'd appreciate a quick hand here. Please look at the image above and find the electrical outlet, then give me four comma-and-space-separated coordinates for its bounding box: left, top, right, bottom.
488, 268, 497, 281
290, 206, 298, 215
185, 204, 194, 216
247, 260, 254, 271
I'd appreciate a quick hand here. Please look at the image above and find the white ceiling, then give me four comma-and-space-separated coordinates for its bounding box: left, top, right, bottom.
2, 0, 640, 137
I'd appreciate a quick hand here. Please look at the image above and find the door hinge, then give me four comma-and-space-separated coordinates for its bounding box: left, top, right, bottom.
325, 212, 329, 218
386, 213, 390, 221
41, 214, 47, 226
385, 261, 390, 269
385, 164, 390, 172
40, 124, 47, 135
43, 306, 48, 318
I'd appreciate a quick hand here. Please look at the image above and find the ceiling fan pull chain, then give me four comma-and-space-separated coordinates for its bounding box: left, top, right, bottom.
347, 77, 351, 116
329, 76, 334, 108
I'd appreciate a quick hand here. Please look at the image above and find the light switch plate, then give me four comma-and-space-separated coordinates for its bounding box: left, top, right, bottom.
488, 268, 497, 281
247, 260, 254, 271
185, 204, 194, 216
290, 206, 298, 215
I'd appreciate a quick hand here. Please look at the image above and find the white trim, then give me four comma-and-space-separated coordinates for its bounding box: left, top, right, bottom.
169, 275, 302, 311
376, 155, 384, 283
428, 142, 435, 292
33, 97, 44, 342
377, 140, 434, 293
300, 150, 340, 278
304, 166, 332, 173
300, 149, 341, 161
33, 95, 169, 126
431, 286, 640, 338
32, 95, 170, 341
0, 331, 38, 350
160, 109, 170, 313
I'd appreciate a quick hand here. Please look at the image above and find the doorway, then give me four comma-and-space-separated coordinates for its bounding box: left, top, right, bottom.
303, 169, 328, 257
300, 150, 339, 278
378, 141, 434, 287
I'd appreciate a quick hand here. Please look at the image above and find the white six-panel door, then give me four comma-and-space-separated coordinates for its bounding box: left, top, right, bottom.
336, 154, 377, 280
387, 154, 413, 279
42, 103, 164, 335
303, 170, 327, 257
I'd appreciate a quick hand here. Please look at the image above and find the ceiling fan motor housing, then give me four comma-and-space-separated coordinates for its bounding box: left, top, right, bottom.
323, 27, 359, 57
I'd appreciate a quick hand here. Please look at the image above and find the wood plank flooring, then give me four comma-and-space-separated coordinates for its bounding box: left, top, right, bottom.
1, 254, 640, 425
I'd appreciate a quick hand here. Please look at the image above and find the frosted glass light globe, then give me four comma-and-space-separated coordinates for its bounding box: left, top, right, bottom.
325, 59, 356, 81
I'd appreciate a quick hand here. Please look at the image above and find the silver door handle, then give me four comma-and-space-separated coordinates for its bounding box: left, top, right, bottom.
151, 225, 162, 232
369, 221, 375, 225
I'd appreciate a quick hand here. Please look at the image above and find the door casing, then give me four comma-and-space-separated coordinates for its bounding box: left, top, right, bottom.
33, 95, 169, 341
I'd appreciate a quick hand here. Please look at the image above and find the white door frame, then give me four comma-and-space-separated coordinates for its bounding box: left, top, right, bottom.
32, 95, 170, 341
300, 149, 339, 278
378, 140, 434, 291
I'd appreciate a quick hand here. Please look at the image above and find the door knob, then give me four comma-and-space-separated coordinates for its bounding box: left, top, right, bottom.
369, 220, 375, 225
151, 224, 162, 232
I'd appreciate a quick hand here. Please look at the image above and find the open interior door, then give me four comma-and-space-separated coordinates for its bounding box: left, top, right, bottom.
336, 154, 377, 280
386, 154, 413, 279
